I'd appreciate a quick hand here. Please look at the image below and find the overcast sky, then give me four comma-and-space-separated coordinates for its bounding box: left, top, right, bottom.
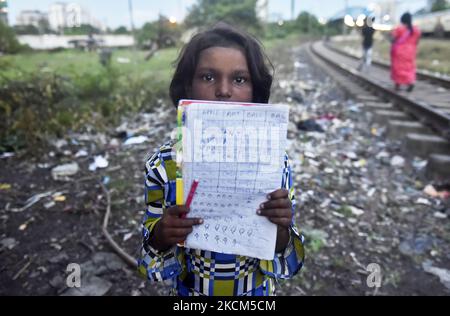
7, 0, 427, 28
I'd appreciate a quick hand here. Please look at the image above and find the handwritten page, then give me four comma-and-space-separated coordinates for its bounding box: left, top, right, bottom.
180, 101, 289, 260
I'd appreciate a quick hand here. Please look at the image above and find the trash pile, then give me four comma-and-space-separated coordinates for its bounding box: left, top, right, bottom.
272, 45, 450, 295
0, 99, 175, 296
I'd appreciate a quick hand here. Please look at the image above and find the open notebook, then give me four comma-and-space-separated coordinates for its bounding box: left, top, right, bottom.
176, 99, 289, 260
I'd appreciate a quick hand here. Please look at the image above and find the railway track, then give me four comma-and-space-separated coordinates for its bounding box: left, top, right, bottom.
307, 41, 450, 180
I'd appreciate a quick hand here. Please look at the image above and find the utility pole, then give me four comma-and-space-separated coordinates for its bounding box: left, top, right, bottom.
291, 0, 295, 20
128, 0, 138, 58
128, 0, 135, 32
128, 0, 136, 48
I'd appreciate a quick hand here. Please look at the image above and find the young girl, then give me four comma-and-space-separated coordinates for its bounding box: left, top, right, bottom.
137, 23, 305, 296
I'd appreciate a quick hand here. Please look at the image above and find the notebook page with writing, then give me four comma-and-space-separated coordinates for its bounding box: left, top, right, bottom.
180, 100, 289, 260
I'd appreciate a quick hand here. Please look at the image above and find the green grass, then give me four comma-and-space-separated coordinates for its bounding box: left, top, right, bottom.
0, 34, 308, 83
0, 47, 178, 83
0, 47, 180, 153
335, 37, 450, 76
0, 36, 304, 153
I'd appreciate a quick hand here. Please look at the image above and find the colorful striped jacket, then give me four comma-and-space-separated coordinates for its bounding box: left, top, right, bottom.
137, 141, 305, 296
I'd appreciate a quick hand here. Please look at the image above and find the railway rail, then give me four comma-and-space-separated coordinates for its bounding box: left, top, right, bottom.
308, 41, 450, 180
324, 41, 450, 90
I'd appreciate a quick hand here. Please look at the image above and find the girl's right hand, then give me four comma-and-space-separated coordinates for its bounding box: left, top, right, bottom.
149, 205, 203, 251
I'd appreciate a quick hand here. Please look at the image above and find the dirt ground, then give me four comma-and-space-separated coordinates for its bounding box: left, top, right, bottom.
1, 40, 449, 296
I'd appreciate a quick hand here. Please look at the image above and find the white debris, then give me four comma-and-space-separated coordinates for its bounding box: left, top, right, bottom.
123, 232, 133, 242
350, 206, 364, 216
416, 198, 432, 206
433, 212, 447, 219
89, 156, 109, 171
124, 135, 149, 146
390, 155, 405, 167
75, 149, 88, 158
422, 260, 450, 290
51, 162, 80, 180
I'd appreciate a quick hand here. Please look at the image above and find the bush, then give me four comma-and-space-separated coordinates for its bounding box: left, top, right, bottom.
0, 65, 169, 153
0, 21, 30, 54
0, 72, 79, 152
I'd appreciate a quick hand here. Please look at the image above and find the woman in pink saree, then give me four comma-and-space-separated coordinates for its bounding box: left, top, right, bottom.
390, 12, 421, 92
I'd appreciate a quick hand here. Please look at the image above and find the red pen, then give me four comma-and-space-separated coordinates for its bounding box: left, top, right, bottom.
180, 179, 199, 218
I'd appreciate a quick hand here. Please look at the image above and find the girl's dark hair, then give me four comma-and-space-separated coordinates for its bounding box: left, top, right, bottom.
169, 23, 274, 106
400, 12, 413, 33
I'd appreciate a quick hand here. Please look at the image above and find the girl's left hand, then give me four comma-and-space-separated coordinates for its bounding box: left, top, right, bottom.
257, 188, 292, 228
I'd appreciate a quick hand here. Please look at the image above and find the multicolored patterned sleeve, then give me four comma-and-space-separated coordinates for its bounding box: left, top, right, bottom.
259, 153, 305, 279
137, 143, 183, 281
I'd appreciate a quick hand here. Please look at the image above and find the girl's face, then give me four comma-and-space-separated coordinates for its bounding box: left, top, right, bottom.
189, 46, 253, 103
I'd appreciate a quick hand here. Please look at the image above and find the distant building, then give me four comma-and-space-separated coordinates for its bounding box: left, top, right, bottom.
16, 10, 48, 27
48, 2, 66, 31
48, 2, 104, 32
0, 0, 8, 25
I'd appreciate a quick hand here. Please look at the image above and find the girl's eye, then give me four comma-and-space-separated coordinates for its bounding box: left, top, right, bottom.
201, 74, 214, 82
234, 77, 247, 85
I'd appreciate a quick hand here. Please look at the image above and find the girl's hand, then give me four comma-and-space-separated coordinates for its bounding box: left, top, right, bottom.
149, 205, 203, 251
257, 189, 292, 228
257, 189, 293, 252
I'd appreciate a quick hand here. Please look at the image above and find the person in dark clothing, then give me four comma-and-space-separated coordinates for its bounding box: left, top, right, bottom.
358, 16, 375, 71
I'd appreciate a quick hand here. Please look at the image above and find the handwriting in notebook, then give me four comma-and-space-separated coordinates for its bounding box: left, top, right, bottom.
180, 101, 289, 260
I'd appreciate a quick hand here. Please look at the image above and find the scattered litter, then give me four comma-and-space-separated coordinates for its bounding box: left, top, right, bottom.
412, 158, 428, 170
0, 152, 14, 159
102, 176, 111, 185
52, 139, 68, 149
53, 195, 66, 202
297, 119, 325, 133
433, 212, 447, 219
0, 183, 11, 190
294, 61, 307, 69
390, 155, 405, 167
75, 149, 88, 158
353, 159, 367, 168
51, 162, 80, 180
18, 217, 35, 231
399, 235, 435, 256
376, 151, 390, 160
422, 260, 450, 290
13, 191, 55, 213
0, 237, 18, 251
123, 135, 149, 146
44, 201, 56, 209
350, 206, 364, 216
367, 188, 376, 197
416, 198, 432, 206
123, 232, 133, 242
89, 155, 109, 171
